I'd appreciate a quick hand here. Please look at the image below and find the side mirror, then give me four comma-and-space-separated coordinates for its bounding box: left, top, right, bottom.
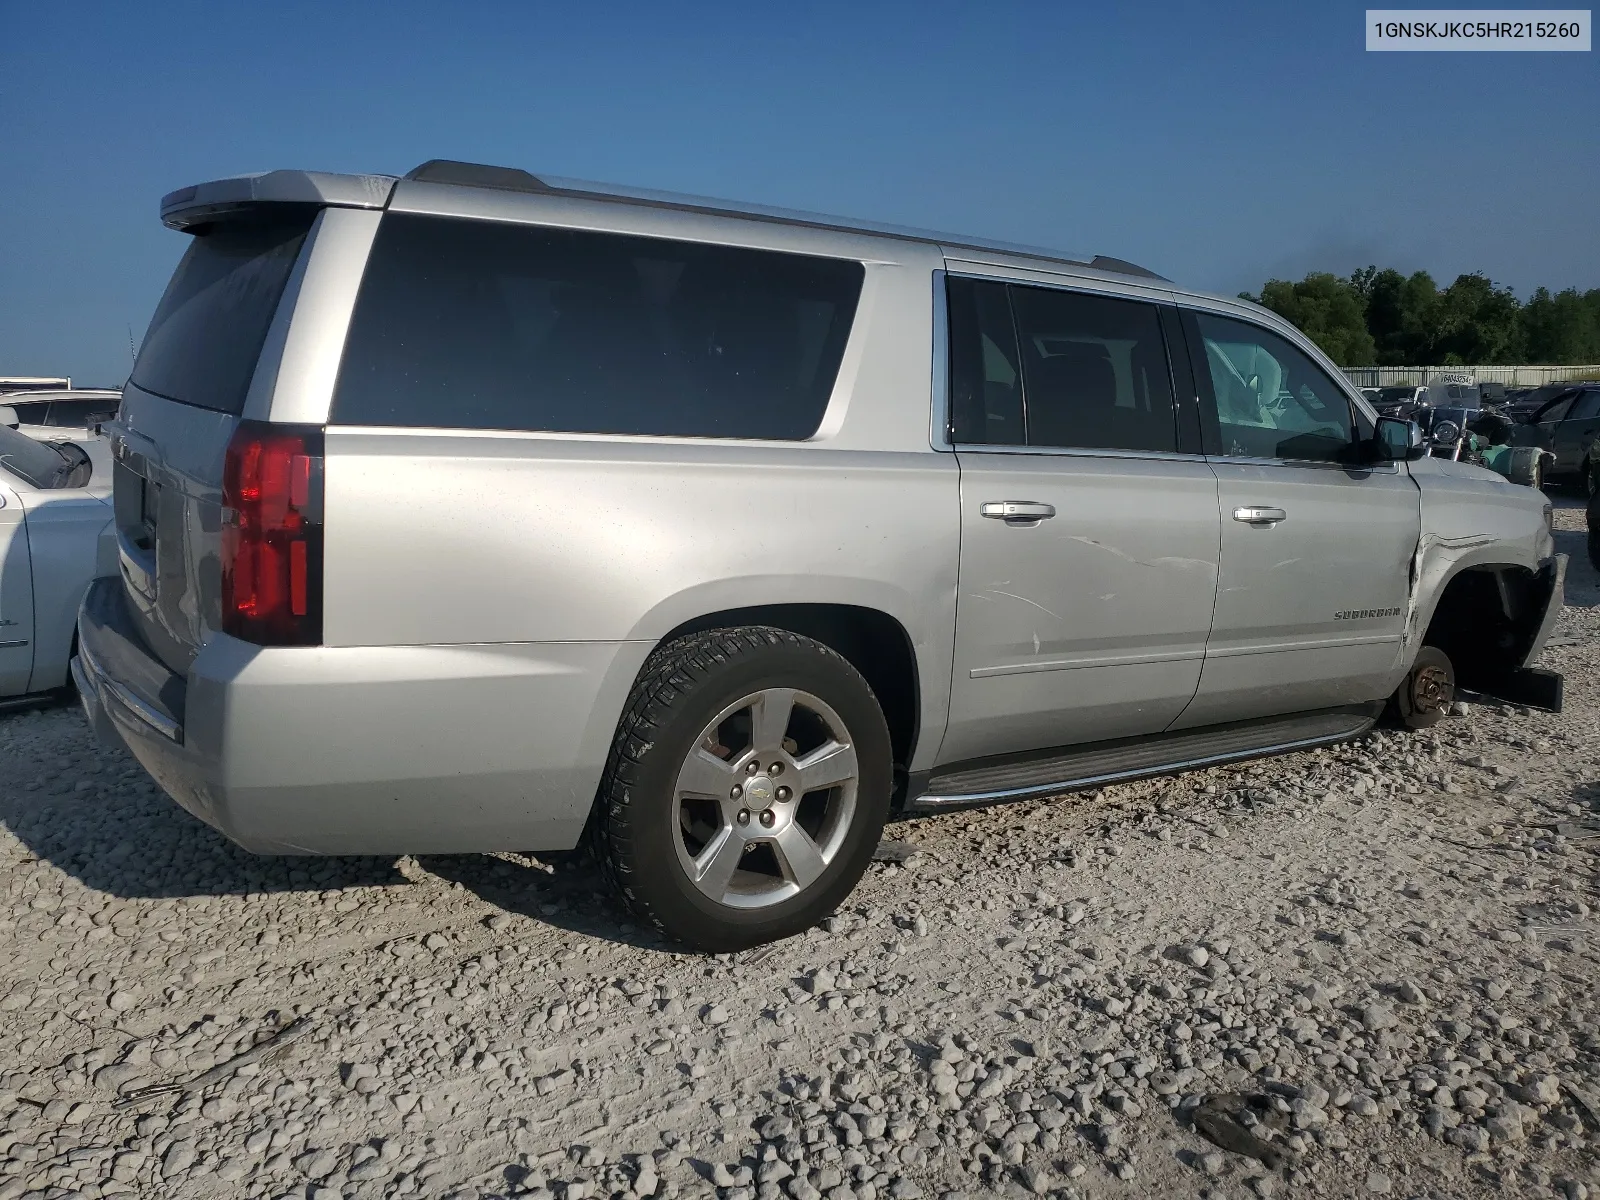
0, 406, 16, 429
1373, 415, 1426, 461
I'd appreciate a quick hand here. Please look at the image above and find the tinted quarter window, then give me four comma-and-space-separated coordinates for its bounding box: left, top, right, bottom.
132, 216, 314, 414
332, 214, 864, 439
946, 277, 1023, 444
1010, 286, 1177, 453
1192, 312, 1356, 462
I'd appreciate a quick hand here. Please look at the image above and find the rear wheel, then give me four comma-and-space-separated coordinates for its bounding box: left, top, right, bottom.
1585, 458, 1598, 498
1395, 646, 1455, 730
593, 627, 892, 952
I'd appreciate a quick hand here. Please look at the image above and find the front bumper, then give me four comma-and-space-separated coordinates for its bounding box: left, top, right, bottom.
74, 577, 651, 855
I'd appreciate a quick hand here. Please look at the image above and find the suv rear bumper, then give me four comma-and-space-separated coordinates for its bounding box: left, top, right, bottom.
74, 577, 651, 855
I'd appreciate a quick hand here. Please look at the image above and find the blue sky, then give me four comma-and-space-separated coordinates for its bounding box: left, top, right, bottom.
3, 0, 1597, 385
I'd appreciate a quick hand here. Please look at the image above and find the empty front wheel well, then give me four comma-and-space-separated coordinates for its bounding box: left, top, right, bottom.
1422, 563, 1550, 687
657, 604, 920, 774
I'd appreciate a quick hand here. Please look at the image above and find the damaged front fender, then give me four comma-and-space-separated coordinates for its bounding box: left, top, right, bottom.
1404, 460, 1564, 712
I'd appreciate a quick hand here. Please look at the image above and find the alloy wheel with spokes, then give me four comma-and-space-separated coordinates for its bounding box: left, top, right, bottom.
673, 688, 859, 909
593, 626, 893, 951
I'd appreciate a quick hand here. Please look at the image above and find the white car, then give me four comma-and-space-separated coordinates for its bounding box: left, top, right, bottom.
0, 414, 115, 704
0, 388, 122, 441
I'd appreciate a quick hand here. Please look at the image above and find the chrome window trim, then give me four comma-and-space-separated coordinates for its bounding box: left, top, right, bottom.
947, 443, 1210, 465
944, 265, 1174, 305
1203, 454, 1400, 475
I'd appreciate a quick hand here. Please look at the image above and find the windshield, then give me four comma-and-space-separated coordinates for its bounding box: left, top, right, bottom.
0, 424, 91, 489
1378, 386, 1418, 403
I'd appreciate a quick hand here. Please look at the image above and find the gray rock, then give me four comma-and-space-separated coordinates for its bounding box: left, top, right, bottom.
1017, 1164, 1051, 1195
1526, 1073, 1562, 1105
1360, 1003, 1398, 1031
295, 1148, 341, 1179
162, 1141, 196, 1179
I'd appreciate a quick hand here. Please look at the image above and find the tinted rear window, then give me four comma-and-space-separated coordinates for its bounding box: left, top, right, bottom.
131, 216, 313, 414
331, 214, 864, 439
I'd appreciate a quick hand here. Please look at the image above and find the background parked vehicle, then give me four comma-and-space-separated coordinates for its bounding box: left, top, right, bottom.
1, 388, 121, 440
1373, 384, 1429, 416
1505, 382, 1596, 424
0, 420, 113, 705
1511, 384, 1600, 493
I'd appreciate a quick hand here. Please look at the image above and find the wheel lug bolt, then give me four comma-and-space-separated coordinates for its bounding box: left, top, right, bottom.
776, 786, 791, 801
746, 761, 760, 775
736, 809, 750, 825
768, 762, 783, 776
759, 810, 775, 828
731, 784, 743, 800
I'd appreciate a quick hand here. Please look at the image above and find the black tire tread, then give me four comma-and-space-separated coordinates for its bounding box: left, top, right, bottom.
591, 625, 873, 943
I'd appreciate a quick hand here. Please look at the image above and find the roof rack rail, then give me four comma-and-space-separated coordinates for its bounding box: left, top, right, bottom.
1085, 256, 1166, 281
403, 160, 553, 193
399, 159, 1166, 282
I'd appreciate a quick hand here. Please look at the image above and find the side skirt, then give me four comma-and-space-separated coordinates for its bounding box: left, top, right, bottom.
905, 704, 1382, 812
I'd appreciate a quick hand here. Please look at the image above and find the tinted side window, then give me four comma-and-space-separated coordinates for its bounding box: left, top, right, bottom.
46, 399, 119, 427
1538, 393, 1578, 423
1010, 286, 1177, 453
1569, 391, 1600, 421
132, 217, 314, 414
332, 214, 863, 439
1192, 312, 1356, 462
946, 278, 1023, 444
9, 402, 50, 425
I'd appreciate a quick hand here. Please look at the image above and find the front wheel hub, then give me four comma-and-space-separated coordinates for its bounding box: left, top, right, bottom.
1413, 664, 1452, 713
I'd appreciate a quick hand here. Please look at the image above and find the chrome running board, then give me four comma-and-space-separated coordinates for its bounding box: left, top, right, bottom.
908, 706, 1379, 810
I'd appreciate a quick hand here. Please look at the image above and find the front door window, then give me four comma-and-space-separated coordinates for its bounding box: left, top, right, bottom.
1192, 312, 1357, 463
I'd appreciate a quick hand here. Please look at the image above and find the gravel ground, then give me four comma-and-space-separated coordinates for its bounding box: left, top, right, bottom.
1, 502, 1598, 1200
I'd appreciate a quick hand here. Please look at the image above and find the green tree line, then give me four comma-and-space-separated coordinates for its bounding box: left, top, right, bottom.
1240, 268, 1600, 368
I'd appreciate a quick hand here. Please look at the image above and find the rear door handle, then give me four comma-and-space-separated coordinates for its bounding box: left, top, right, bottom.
1233, 506, 1287, 525
981, 501, 1056, 523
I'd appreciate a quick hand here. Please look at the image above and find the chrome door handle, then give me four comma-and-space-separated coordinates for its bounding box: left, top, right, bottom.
981, 501, 1056, 522
1233, 506, 1286, 525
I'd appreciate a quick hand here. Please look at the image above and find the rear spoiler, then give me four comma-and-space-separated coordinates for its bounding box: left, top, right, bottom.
160, 171, 398, 232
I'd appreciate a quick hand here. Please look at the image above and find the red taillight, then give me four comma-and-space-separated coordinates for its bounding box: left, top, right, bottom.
221, 422, 324, 645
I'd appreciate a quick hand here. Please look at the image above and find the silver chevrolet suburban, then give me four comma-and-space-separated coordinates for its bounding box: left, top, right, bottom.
75, 160, 1565, 951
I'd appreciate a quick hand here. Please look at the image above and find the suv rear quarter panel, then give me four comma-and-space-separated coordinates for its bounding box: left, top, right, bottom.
304, 198, 959, 776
